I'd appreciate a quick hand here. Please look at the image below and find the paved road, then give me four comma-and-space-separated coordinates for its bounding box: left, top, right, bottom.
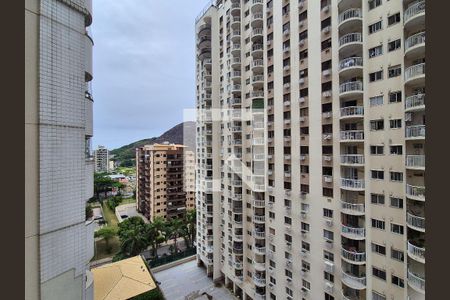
153, 260, 236, 300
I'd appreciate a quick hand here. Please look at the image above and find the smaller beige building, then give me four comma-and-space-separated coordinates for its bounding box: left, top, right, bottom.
136, 143, 195, 222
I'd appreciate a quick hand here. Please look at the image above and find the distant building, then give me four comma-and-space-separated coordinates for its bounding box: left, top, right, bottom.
108, 160, 115, 171
94, 146, 110, 173
136, 143, 195, 222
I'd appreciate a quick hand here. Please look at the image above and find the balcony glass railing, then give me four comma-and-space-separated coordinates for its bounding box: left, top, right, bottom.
339, 33, 362, 47
341, 154, 364, 165
407, 212, 425, 230
405, 31, 425, 51
407, 240, 425, 261
339, 8, 362, 24
341, 200, 365, 214
340, 130, 364, 141
341, 224, 365, 238
405, 63, 425, 81
341, 271, 366, 289
406, 125, 425, 139
341, 178, 365, 189
341, 247, 366, 263
406, 184, 425, 200
405, 93, 425, 110
407, 269, 425, 292
404, 1, 425, 23
339, 57, 363, 71
340, 81, 363, 94
406, 155, 425, 168
340, 106, 364, 117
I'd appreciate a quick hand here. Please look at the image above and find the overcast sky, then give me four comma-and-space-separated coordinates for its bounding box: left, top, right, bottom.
92, 0, 208, 149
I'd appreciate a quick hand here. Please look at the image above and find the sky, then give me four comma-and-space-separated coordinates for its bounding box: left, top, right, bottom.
92, 0, 208, 149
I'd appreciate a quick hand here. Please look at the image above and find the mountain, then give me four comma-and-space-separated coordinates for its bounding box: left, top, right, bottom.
110, 121, 196, 167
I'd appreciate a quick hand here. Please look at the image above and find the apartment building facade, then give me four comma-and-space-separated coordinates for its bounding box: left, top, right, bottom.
94, 145, 110, 173
136, 143, 195, 222
195, 0, 425, 300
25, 0, 95, 299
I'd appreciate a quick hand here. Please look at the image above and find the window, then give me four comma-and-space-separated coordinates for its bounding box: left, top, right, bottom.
301, 222, 310, 232
369, 21, 383, 34
391, 248, 405, 262
389, 91, 402, 103
390, 145, 402, 154
370, 145, 384, 155
370, 95, 384, 106
323, 208, 333, 218
286, 287, 293, 297
390, 196, 403, 208
369, 45, 383, 58
302, 241, 310, 252
324, 230, 334, 241
388, 13, 401, 26
285, 269, 292, 278
392, 275, 405, 288
372, 243, 386, 255
391, 223, 404, 235
321, 38, 332, 51
324, 271, 334, 283
371, 193, 385, 204
373, 267, 387, 281
372, 291, 386, 300
325, 293, 335, 300
372, 218, 385, 230
285, 216, 292, 225
324, 250, 334, 262
369, 0, 382, 10
369, 70, 383, 82
390, 120, 402, 129
388, 65, 402, 78
370, 119, 384, 130
390, 171, 403, 182
300, 49, 308, 60
388, 39, 401, 52
302, 260, 310, 271
302, 279, 311, 290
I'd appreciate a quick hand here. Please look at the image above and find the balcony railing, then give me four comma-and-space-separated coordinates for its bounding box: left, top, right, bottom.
252, 44, 263, 52
407, 240, 425, 262
253, 215, 265, 223
339, 8, 362, 24
341, 247, 366, 263
405, 31, 425, 51
341, 200, 365, 214
339, 33, 362, 47
340, 81, 363, 94
341, 271, 366, 289
253, 230, 265, 238
406, 184, 425, 200
406, 155, 425, 169
407, 212, 425, 231
341, 154, 364, 165
252, 59, 264, 68
253, 137, 265, 145
405, 93, 425, 110
252, 275, 266, 286
341, 178, 365, 190
341, 224, 365, 239
340, 130, 364, 141
340, 106, 364, 118
404, 1, 425, 24
405, 63, 425, 81
339, 57, 363, 71
406, 125, 425, 139
407, 269, 425, 293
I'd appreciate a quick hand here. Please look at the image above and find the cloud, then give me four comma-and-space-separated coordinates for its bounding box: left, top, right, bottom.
92, 0, 206, 149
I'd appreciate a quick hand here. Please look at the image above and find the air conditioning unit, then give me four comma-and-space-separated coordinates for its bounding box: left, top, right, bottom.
322, 69, 331, 77
299, 97, 305, 103
287, 278, 293, 285
283, 65, 290, 71
299, 40, 305, 47
299, 78, 305, 85
301, 287, 309, 293
324, 261, 334, 273
325, 219, 333, 227
269, 266, 274, 274
322, 5, 330, 13
301, 268, 309, 275
323, 91, 332, 97
286, 243, 292, 250
267, 40, 272, 46
300, 192, 307, 199
299, 20, 304, 27
283, 47, 290, 53
284, 83, 291, 88
325, 282, 334, 293
322, 26, 331, 34
325, 239, 333, 249
284, 30, 290, 36
299, 1, 304, 9
301, 248, 308, 254
269, 283, 275, 290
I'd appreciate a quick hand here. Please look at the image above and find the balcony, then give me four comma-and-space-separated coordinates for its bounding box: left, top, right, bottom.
252, 44, 264, 56
407, 212, 425, 232
404, 1, 425, 29
407, 269, 425, 294
339, 81, 363, 98
405, 31, 425, 58
338, 8, 362, 29
405, 125, 425, 140
254, 245, 266, 255
252, 75, 264, 85
251, 13, 263, 26
341, 154, 364, 166
339, 33, 362, 54
405, 63, 425, 86
341, 271, 366, 290
340, 106, 364, 119
252, 275, 266, 287
231, 16, 241, 27
253, 230, 265, 238
254, 261, 265, 272
251, 28, 263, 40
407, 240, 425, 264
339, 57, 363, 77
251, 59, 264, 71
231, 2, 240, 14
253, 215, 265, 224
231, 57, 241, 68
341, 247, 366, 265
405, 93, 425, 112
341, 200, 365, 215
406, 155, 425, 170
340, 130, 364, 142
252, 137, 265, 145
253, 199, 265, 208
341, 224, 365, 240
406, 184, 425, 201
251, 90, 264, 99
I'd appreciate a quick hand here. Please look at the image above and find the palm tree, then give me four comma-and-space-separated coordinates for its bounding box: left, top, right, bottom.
117, 217, 148, 257
185, 209, 196, 248
151, 216, 167, 257
168, 218, 184, 253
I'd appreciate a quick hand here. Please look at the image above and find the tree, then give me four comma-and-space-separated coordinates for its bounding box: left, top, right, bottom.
117, 217, 149, 257
150, 217, 167, 257
95, 227, 116, 254
185, 209, 196, 248
107, 196, 123, 210
167, 218, 184, 253
94, 173, 116, 199
85, 205, 94, 221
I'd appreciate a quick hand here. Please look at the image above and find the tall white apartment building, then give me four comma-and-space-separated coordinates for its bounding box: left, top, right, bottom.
94, 145, 110, 173
25, 0, 95, 299
195, 1, 425, 300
